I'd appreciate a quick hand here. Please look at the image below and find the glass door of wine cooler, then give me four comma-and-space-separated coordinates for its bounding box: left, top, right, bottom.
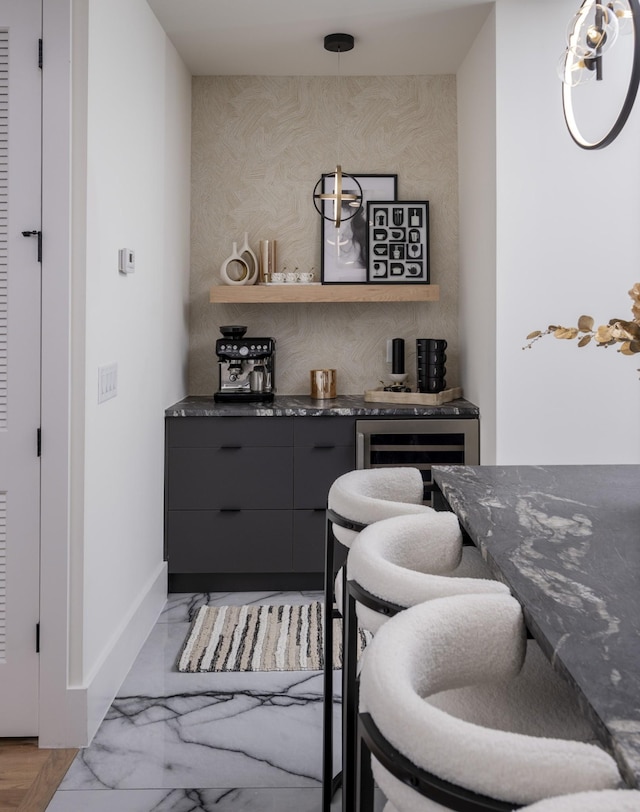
355, 419, 479, 508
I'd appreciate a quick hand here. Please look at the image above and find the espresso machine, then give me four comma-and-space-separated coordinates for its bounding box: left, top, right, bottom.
214, 325, 275, 402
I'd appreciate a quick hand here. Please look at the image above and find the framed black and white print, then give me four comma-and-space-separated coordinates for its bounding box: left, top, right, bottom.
367, 201, 429, 284
321, 174, 397, 284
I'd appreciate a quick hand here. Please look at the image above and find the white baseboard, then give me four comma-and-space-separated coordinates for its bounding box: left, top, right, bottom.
43, 562, 167, 748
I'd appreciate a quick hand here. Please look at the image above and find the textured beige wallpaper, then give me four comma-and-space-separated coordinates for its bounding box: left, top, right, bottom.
190, 75, 459, 395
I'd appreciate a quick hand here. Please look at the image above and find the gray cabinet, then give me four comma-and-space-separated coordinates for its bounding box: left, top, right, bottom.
165, 415, 355, 590
169, 447, 294, 509
292, 417, 356, 572
164, 409, 480, 591
167, 510, 293, 572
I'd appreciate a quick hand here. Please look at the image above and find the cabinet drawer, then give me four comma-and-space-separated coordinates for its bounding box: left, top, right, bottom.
168, 416, 293, 448
167, 510, 292, 572
292, 510, 326, 572
168, 447, 293, 509
294, 416, 355, 447
293, 445, 355, 508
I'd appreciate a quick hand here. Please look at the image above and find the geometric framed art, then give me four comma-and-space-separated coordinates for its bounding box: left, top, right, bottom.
367, 201, 429, 284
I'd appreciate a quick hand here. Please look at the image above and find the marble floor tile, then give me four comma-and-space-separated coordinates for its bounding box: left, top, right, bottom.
47, 592, 355, 810
47, 787, 385, 811
59, 674, 328, 790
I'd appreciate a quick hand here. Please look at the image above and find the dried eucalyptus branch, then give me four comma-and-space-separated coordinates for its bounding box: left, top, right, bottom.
523, 283, 640, 359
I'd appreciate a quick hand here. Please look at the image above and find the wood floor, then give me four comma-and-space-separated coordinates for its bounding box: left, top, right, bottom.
0, 740, 77, 812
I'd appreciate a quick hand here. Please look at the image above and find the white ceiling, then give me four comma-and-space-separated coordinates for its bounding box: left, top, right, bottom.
147, 0, 494, 76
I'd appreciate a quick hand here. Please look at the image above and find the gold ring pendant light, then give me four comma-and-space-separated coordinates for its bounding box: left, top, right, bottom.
312, 34, 363, 227
559, 0, 640, 148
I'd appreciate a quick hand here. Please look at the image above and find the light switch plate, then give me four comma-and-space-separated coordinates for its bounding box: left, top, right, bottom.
98, 363, 118, 403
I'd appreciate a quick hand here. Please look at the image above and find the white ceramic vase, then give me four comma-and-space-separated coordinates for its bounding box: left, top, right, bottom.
220, 242, 250, 286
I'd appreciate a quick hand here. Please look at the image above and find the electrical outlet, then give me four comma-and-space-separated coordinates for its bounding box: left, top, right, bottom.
98, 363, 118, 403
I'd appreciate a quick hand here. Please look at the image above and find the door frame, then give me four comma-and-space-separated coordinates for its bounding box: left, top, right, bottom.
38, 0, 80, 747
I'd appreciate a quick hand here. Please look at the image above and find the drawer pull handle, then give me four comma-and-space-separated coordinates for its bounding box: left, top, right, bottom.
220, 445, 243, 450
314, 444, 336, 449
219, 508, 241, 512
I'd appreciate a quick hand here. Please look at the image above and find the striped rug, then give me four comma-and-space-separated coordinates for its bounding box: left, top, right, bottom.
176, 601, 370, 673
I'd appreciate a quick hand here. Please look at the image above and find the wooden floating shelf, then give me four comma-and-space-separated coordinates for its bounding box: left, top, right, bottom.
210, 284, 440, 304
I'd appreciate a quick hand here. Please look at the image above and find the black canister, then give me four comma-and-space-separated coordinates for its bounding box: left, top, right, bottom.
391, 338, 405, 375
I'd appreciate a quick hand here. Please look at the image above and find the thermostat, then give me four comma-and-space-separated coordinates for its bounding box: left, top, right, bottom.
118, 248, 135, 274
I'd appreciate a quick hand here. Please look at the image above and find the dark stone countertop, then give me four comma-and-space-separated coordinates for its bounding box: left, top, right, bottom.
165, 394, 479, 418
432, 464, 640, 788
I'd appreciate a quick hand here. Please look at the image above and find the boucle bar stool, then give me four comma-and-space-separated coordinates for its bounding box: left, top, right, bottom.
343, 513, 510, 812
346, 511, 508, 635
523, 789, 640, 811
358, 593, 623, 812
322, 467, 432, 812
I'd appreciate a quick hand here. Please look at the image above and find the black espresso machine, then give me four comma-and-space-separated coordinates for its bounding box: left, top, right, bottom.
214, 325, 275, 403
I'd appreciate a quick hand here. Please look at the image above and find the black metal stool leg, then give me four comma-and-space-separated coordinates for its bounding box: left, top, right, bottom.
342, 574, 359, 812
322, 509, 366, 811
322, 515, 336, 812
356, 712, 374, 812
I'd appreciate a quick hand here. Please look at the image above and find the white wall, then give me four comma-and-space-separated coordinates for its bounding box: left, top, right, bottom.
66, 0, 191, 743
458, 0, 640, 464
162, 39, 192, 406
497, 0, 640, 464
457, 9, 497, 463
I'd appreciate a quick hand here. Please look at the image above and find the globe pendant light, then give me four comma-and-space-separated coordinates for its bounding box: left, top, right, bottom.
312, 34, 363, 228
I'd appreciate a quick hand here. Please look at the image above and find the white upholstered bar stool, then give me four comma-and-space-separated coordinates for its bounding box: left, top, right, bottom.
322, 467, 433, 812
346, 511, 508, 635
523, 789, 640, 811
342, 512, 510, 812
359, 593, 624, 812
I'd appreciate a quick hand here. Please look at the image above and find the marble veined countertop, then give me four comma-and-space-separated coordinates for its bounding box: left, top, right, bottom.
165, 394, 479, 418
433, 464, 640, 788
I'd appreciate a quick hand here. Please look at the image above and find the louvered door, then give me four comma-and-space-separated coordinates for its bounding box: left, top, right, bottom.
0, 0, 42, 735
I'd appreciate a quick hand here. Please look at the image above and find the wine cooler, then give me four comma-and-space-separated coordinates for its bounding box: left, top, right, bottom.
355, 418, 479, 508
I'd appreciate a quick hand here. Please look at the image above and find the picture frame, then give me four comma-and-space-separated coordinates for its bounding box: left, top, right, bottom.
320, 173, 398, 284
367, 201, 430, 284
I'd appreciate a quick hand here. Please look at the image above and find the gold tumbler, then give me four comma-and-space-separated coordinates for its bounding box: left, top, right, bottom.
310, 369, 337, 399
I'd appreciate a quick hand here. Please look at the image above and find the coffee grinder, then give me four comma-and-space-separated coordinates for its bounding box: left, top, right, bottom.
214, 325, 275, 402
383, 338, 411, 392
